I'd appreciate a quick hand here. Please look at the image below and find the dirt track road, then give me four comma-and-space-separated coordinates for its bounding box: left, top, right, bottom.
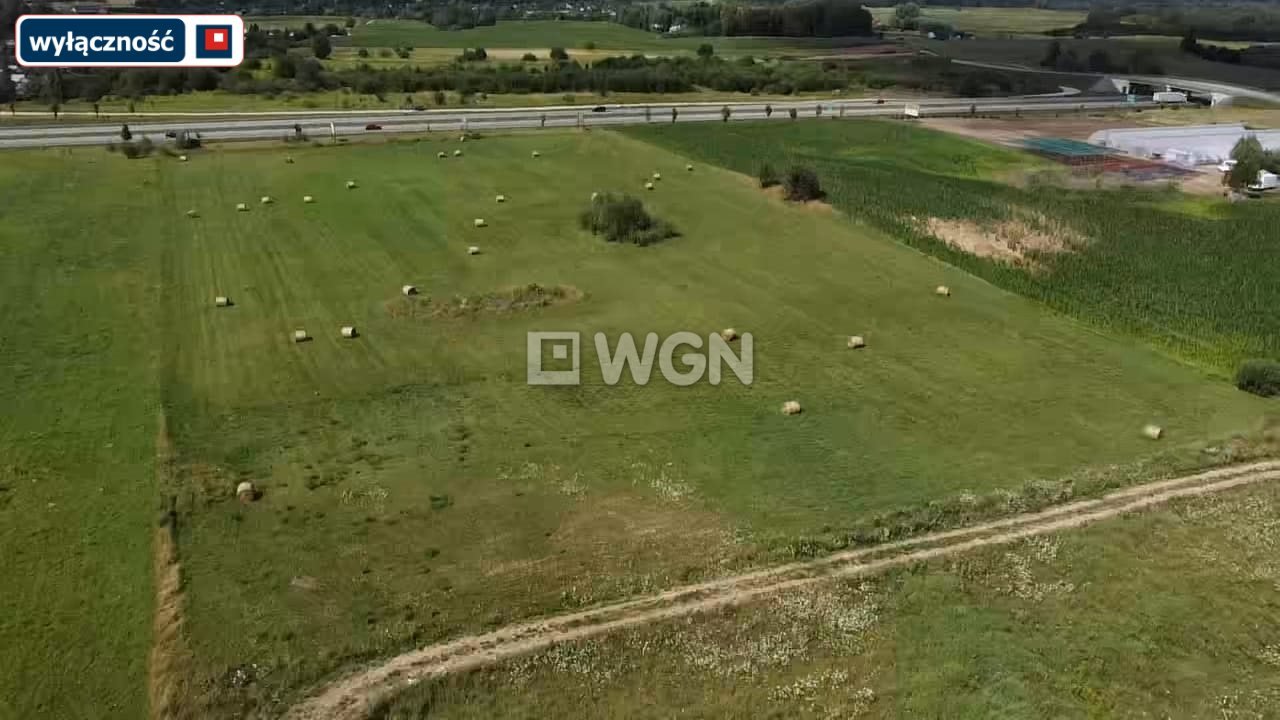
284, 459, 1280, 720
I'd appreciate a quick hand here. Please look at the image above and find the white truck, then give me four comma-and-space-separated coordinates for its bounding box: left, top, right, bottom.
1249, 170, 1280, 191
1153, 91, 1188, 104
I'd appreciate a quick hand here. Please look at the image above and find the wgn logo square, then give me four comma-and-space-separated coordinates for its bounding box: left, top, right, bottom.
195, 25, 233, 59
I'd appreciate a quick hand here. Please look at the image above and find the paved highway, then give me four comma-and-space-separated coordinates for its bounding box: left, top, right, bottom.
0, 95, 1147, 148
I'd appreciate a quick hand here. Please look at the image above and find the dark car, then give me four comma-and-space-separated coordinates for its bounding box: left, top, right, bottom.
164, 130, 177, 138
875, 98, 885, 105
365, 123, 382, 131
591, 105, 607, 113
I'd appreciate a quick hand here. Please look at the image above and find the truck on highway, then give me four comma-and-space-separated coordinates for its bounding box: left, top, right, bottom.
1153, 91, 1188, 104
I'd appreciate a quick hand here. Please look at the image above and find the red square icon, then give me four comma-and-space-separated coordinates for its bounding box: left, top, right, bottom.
203, 28, 229, 51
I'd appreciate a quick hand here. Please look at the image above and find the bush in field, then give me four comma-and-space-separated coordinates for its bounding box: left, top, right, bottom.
521, 52, 538, 62
311, 34, 332, 60
114, 137, 154, 159
758, 162, 780, 188
784, 165, 823, 201
1236, 360, 1280, 397
550, 47, 569, 61
579, 193, 676, 246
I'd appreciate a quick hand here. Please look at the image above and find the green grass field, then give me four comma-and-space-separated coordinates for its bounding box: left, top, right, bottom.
624, 120, 1280, 373
343, 19, 880, 55
376, 478, 1280, 718
869, 6, 1085, 36
0, 127, 1273, 718
0, 152, 166, 719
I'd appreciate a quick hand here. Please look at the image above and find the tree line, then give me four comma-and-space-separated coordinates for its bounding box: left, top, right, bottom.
619, 0, 873, 38
18, 51, 1052, 106
1040, 40, 1165, 75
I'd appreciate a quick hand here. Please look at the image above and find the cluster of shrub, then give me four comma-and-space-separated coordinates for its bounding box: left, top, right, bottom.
18, 50, 1054, 105
1236, 360, 1280, 398
1180, 31, 1280, 71
1065, 5, 1280, 44
616, 0, 873, 38
579, 194, 676, 246
1040, 41, 1165, 75
758, 163, 825, 202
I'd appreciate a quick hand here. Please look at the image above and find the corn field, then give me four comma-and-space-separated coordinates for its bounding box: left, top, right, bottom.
625, 120, 1280, 375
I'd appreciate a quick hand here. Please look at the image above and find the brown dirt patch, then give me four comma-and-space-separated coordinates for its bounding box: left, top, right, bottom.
802, 44, 915, 61
386, 283, 582, 320
921, 116, 1141, 146
923, 214, 1084, 267
149, 414, 196, 720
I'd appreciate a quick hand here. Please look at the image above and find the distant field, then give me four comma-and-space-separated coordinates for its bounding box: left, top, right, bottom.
343, 19, 884, 56
2, 127, 1272, 718
913, 36, 1280, 90
379, 477, 1280, 718
870, 6, 1085, 35
246, 15, 351, 30
625, 120, 1280, 372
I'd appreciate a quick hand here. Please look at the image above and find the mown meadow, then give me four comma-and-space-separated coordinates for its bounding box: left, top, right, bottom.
624, 119, 1280, 375
0, 127, 1273, 718
375, 478, 1280, 719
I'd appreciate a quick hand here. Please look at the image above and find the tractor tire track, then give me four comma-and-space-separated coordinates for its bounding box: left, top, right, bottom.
285, 459, 1280, 720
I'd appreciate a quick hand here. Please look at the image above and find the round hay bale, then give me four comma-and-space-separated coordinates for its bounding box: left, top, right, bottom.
720, 328, 738, 342
178, 155, 188, 162
468, 245, 481, 255
214, 296, 230, 307
935, 285, 951, 297
473, 218, 486, 228
341, 326, 358, 339
285, 156, 295, 164
531, 150, 541, 158
236, 203, 248, 212
402, 284, 418, 296
686, 163, 694, 172
236, 481, 255, 502
454, 149, 463, 157
186, 209, 199, 218
496, 194, 506, 203
1143, 424, 1163, 440
591, 191, 600, 201
293, 329, 309, 343
645, 181, 655, 190
303, 195, 315, 203
781, 400, 802, 416
346, 180, 358, 189
437, 151, 447, 159
653, 172, 662, 180
260, 196, 273, 205
847, 335, 866, 349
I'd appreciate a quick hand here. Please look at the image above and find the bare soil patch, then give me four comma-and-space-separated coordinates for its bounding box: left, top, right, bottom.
921, 116, 1127, 146
922, 214, 1084, 266
386, 283, 583, 320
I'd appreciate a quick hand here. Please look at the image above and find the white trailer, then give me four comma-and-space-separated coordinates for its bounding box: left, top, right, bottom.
1153, 91, 1188, 104
1250, 171, 1280, 191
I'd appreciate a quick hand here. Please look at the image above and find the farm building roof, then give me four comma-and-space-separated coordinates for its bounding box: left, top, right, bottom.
1022, 137, 1116, 158
1087, 123, 1280, 165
